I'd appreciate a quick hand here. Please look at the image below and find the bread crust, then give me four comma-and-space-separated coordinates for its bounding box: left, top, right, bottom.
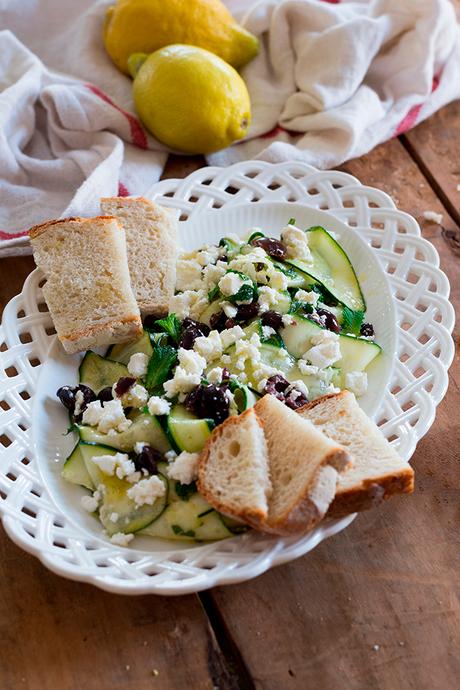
197, 410, 269, 523
60, 315, 142, 354
297, 392, 415, 517
29, 215, 119, 239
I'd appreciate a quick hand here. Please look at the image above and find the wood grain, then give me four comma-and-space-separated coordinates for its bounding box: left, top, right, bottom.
1, 117, 459, 690
208, 134, 460, 690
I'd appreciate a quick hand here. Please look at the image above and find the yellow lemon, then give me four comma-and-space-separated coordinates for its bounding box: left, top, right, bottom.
130, 45, 251, 154
104, 0, 259, 75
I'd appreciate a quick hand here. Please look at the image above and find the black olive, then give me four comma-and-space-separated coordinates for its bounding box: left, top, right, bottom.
261, 310, 283, 330
179, 318, 211, 349
209, 311, 227, 331
134, 445, 162, 475
316, 308, 340, 333
235, 301, 259, 323
114, 376, 136, 397
56, 384, 96, 419
98, 386, 114, 403
185, 384, 229, 425
251, 237, 288, 260
360, 322, 375, 337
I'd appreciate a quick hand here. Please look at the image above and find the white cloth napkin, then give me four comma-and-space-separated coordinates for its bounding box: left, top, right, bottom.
0, 0, 459, 256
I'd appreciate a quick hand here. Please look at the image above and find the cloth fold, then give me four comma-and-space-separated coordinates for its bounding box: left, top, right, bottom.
0, 0, 459, 256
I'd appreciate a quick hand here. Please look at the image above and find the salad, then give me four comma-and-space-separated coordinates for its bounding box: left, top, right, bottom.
57, 221, 381, 544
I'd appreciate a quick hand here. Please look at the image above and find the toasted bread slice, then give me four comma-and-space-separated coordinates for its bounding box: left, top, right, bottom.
100, 197, 177, 317
253, 395, 352, 536
297, 391, 415, 516
30, 216, 142, 354
198, 408, 272, 524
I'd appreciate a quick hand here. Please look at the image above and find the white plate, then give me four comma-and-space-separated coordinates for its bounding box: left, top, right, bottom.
0, 161, 455, 595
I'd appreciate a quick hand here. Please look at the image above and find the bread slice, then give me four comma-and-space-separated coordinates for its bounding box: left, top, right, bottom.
253, 395, 352, 536
297, 391, 415, 516
30, 216, 142, 354
198, 408, 272, 524
100, 197, 177, 316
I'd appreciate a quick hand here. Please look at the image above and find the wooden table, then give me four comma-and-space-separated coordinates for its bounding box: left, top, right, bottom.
1, 101, 459, 690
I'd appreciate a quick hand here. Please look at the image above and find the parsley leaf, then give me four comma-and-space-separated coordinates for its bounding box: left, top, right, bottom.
288, 217, 296, 225
341, 306, 364, 335
153, 313, 182, 345
175, 480, 197, 501
144, 342, 177, 394
172, 524, 196, 538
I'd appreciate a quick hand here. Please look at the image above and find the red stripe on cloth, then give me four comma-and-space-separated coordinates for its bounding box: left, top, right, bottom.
85, 83, 148, 150
395, 72, 442, 136
260, 125, 299, 139
118, 182, 130, 197
0, 229, 29, 240
321, 0, 341, 4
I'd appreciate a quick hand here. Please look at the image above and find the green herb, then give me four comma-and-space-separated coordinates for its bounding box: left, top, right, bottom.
288, 217, 296, 225
171, 524, 195, 538
260, 327, 285, 348
175, 480, 197, 501
224, 270, 258, 305
341, 306, 365, 335
289, 301, 314, 315
144, 343, 177, 394
153, 313, 182, 345
247, 230, 265, 243
219, 236, 241, 259
207, 285, 220, 302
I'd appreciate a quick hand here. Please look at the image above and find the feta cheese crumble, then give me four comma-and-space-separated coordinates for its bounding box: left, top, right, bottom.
261, 325, 276, 339
127, 475, 166, 507
258, 286, 279, 312
207, 366, 224, 384
295, 289, 319, 306
82, 399, 132, 434
218, 271, 246, 297
90, 452, 139, 483
163, 348, 206, 398
73, 390, 85, 417
281, 225, 313, 262
167, 451, 200, 485
147, 395, 171, 416
114, 383, 149, 409
302, 331, 341, 369
193, 330, 223, 362
110, 532, 134, 547
81, 494, 99, 512
175, 257, 203, 291
222, 301, 238, 318
127, 353, 149, 378
345, 371, 368, 397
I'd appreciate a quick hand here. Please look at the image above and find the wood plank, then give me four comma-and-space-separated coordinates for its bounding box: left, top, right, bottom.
403, 99, 460, 228
0, 256, 239, 690
208, 136, 460, 690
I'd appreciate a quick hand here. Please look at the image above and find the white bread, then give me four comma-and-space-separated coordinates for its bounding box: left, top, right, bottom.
198, 408, 272, 524
252, 395, 352, 535
30, 216, 142, 354
297, 391, 415, 516
100, 197, 177, 316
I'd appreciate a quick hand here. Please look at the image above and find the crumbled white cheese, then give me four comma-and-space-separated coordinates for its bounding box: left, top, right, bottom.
303, 332, 341, 369
164, 449, 178, 462
257, 378, 268, 393
110, 532, 134, 547
286, 380, 309, 399
222, 301, 238, 318
228, 248, 267, 283
207, 367, 224, 384
281, 225, 313, 262
169, 289, 208, 320
147, 395, 171, 416
82, 399, 132, 434
218, 271, 247, 297
90, 453, 118, 475
167, 451, 200, 485
175, 258, 203, 291
90, 452, 138, 483
127, 353, 149, 378
109, 512, 119, 523
281, 314, 295, 327
202, 262, 227, 290
295, 289, 318, 306
261, 325, 276, 339
193, 330, 223, 362
134, 441, 147, 454
221, 354, 231, 365
423, 210, 443, 225
219, 324, 245, 349
178, 348, 207, 374
298, 360, 319, 376
194, 245, 220, 267
257, 286, 279, 312
345, 371, 368, 397
127, 475, 166, 507
163, 347, 206, 398
74, 390, 85, 417
269, 269, 289, 291
81, 494, 99, 512
121, 383, 149, 409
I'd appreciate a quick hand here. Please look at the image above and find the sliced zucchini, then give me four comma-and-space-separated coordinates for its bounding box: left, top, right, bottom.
233, 385, 259, 411
107, 331, 153, 365
78, 412, 171, 453
285, 226, 365, 312
271, 260, 310, 289
79, 352, 128, 394
79, 443, 168, 535
141, 463, 232, 541
62, 442, 95, 491
219, 236, 242, 259
167, 404, 213, 453
269, 290, 291, 314
285, 364, 339, 400
198, 299, 223, 326
281, 314, 381, 374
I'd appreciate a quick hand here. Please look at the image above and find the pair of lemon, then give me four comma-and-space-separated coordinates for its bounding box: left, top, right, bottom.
104, 0, 258, 154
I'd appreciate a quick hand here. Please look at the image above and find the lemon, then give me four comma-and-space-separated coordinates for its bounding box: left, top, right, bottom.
104, 0, 259, 75
130, 45, 251, 154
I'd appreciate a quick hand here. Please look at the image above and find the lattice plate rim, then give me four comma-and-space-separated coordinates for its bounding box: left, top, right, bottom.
0, 161, 455, 595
